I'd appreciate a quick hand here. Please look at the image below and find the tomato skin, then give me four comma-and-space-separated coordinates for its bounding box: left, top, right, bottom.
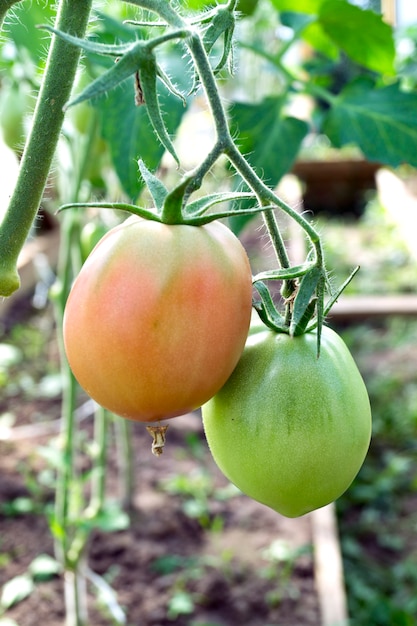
63, 217, 253, 422
202, 324, 372, 518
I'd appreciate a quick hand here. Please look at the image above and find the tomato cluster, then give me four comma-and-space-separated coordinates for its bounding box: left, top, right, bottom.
64, 215, 372, 517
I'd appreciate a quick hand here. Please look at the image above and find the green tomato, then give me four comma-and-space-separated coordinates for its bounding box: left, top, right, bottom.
202, 323, 372, 518
0, 82, 32, 152
80, 222, 108, 263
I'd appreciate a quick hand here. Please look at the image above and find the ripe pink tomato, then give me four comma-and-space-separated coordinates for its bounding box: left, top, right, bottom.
63, 216, 253, 422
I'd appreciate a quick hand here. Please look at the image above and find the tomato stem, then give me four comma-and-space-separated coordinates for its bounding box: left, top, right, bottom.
0, 0, 93, 297
114, 418, 135, 512
118, 0, 327, 341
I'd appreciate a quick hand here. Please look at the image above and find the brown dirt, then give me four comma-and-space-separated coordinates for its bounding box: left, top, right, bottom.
0, 299, 320, 626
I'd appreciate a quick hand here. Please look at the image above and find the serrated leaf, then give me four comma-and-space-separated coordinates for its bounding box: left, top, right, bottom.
1, 575, 34, 610
230, 97, 309, 185
45, 24, 183, 165
6, 3, 56, 63
323, 79, 417, 167
228, 97, 309, 233
98, 80, 186, 199
319, 0, 395, 76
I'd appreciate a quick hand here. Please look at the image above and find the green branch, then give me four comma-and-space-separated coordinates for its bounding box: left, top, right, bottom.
107, 1, 328, 345
0, 0, 93, 297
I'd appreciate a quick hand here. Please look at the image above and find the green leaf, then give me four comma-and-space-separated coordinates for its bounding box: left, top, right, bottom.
323, 79, 417, 167
271, 0, 326, 13
319, 0, 395, 76
44, 25, 184, 166
1, 575, 34, 610
301, 20, 339, 59
180, 0, 216, 8
228, 97, 309, 233
230, 98, 309, 185
97, 80, 186, 199
5, 1, 56, 63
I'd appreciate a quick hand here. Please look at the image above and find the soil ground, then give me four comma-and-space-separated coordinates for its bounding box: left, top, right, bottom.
0, 298, 320, 626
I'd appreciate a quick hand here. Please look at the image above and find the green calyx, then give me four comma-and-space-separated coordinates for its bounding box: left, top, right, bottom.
43, 0, 358, 355
252, 265, 360, 350
58, 160, 267, 227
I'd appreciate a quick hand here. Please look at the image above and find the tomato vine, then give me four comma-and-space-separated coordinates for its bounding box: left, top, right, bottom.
22, 0, 360, 351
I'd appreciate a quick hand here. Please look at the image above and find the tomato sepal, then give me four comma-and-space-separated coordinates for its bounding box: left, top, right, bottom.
289, 266, 322, 337
138, 159, 168, 213
252, 281, 288, 333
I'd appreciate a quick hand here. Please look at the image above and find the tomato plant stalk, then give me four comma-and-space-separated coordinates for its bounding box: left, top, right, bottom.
0, 0, 93, 297
50, 114, 127, 625
117, 0, 329, 346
